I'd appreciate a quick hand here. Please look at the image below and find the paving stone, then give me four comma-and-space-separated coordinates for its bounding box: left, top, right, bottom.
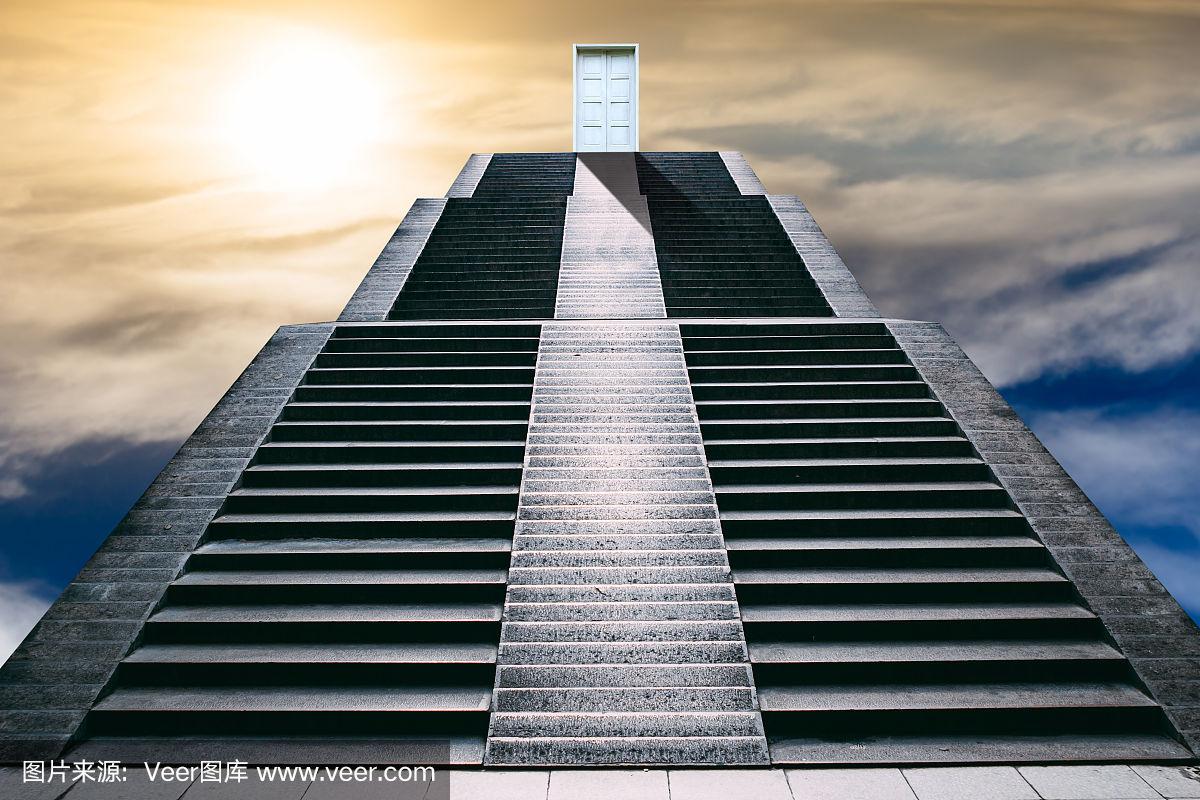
179, 776, 308, 799
547, 769, 669, 800
1130, 766, 1200, 798
0, 766, 77, 800
61, 770, 190, 800
786, 767, 915, 800
1018, 766, 1160, 799
299, 776, 398, 800
447, 770, 548, 800
903, 767, 1037, 800
670, 769, 790, 799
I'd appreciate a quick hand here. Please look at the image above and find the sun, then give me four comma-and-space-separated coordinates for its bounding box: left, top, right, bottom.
218, 31, 384, 188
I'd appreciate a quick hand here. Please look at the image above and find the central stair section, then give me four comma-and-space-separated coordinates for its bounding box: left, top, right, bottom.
485, 321, 769, 766
555, 153, 666, 318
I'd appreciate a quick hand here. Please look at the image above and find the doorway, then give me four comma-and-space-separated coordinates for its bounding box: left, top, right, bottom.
573, 44, 639, 152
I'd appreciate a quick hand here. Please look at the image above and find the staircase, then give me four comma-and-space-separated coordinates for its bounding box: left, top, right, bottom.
471, 153, 577, 199
81, 323, 538, 764
556, 153, 665, 319
486, 322, 769, 766
45, 152, 1194, 770
390, 154, 575, 320
681, 320, 1188, 764
636, 153, 833, 317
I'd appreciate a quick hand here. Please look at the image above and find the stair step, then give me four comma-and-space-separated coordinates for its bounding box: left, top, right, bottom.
173, 569, 507, 586
494, 687, 755, 712
726, 536, 1041, 551
741, 602, 1093, 624
496, 664, 752, 688
196, 537, 511, 556
486, 735, 769, 765
758, 682, 1155, 712
93, 686, 491, 713
719, 508, 1024, 522
489, 711, 761, 737
151, 603, 502, 624
126, 642, 498, 664
767, 732, 1195, 765
735, 568, 1065, 585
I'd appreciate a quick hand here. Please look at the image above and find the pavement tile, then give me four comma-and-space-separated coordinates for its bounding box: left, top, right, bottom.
548, 769, 669, 800
1131, 766, 1200, 799
904, 767, 1037, 800
0, 766, 77, 800
669, 769, 791, 800
786, 767, 915, 800
62, 770, 190, 800
447, 770, 548, 800
1018, 766, 1160, 800
180, 777, 308, 799
299, 776, 397, 800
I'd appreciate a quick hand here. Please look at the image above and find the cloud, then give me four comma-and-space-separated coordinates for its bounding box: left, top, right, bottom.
1029, 407, 1200, 539
784, 161, 1200, 386
0, 581, 51, 662
965, 238, 1200, 385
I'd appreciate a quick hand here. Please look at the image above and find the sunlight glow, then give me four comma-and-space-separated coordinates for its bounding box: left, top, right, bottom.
219, 31, 384, 188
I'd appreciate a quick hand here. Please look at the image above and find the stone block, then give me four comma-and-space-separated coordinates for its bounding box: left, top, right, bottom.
447, 770, 546, 800
1130, 765, 1200, 798
1017, 765, 1159, 799
548, 769, 668, 800
903, 767, 1036, 800
670, 768, 792, 800
787, 767, 915, 799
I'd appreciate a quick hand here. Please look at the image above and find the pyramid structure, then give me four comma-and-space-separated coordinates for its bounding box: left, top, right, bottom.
1, 152, 1197, 769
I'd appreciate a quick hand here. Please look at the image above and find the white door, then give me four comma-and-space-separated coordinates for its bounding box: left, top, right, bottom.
574, 45, 638, 152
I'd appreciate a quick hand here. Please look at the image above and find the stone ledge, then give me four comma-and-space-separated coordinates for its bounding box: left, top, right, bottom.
337, 198, 447, 322
767, 195, 880, 318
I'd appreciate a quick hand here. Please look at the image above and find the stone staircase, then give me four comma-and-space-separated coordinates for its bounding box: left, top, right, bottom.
21, 152, 1190, 770
390, 154, 575, 320
387, 199, 566, 320
635, 153, 833, 317
472, 153, 577, 199
681, 320, 1188, 763
79, 323, 538, 763
555, 153, 665, 319
486, 321, 769, 766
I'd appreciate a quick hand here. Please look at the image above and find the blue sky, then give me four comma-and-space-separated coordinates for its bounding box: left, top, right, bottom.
2, 0, 1199, 656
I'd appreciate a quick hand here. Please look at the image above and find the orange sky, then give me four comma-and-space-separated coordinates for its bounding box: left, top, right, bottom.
2, 0, 1200, 494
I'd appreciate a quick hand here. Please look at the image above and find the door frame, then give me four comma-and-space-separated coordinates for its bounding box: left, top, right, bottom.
572, 43, 639, 152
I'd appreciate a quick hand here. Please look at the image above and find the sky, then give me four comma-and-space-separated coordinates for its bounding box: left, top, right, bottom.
1, 0, 1198, 658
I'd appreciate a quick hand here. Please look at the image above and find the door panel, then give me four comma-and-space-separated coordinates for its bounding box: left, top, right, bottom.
575, 47, 636, 152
